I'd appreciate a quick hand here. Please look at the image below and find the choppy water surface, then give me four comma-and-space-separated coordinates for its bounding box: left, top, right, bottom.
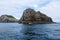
0, 23, 60, 40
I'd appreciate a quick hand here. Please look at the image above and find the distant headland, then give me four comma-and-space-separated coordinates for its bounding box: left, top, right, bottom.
19, 8, 53, 24
0, 15, 18, 23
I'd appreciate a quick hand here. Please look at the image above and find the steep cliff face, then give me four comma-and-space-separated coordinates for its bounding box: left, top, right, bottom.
0, 15, 18, 23
19, 8, 53, 24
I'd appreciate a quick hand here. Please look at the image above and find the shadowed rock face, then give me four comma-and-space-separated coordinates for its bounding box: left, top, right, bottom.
0, 15, 18, 23
19, 8, 53, 24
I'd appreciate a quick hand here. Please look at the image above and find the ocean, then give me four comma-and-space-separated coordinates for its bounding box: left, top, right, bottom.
0, 23, 60, 40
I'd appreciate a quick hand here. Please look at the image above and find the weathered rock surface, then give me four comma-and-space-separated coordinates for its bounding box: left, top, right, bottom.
19, 8, 53, 24
0, 15, 18, 23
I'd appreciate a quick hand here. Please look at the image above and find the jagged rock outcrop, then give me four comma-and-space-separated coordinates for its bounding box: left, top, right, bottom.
0, 15, 18, 23
19, 8, 53, 24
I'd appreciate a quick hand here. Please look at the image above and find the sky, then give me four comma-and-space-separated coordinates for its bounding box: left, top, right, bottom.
0, 0, 60, 22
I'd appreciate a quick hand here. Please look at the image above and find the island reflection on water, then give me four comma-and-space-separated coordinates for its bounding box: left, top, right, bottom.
0, 23, 60, 40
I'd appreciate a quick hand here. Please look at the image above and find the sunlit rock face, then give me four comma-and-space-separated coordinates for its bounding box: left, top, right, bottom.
0, 15, 18, 23
19, 8, 53, 24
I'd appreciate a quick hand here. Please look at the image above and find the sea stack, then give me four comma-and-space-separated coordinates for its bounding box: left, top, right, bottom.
19, 8, 53, 24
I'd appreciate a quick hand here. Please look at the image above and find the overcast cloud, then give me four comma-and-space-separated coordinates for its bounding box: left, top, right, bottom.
0, 0, 60, 22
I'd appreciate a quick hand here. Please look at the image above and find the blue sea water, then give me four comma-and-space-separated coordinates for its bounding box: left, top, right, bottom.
0, 23, 60, 40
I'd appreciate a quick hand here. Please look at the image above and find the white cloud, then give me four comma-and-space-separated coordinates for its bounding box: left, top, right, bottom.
39, 1, 60, 22
0, 0, 51, 8
0, 0, 51, 19
0, 0, 60, 22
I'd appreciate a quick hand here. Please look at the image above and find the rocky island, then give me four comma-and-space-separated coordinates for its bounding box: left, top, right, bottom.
0, 15, 18, 23
19, 8, 53, 24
